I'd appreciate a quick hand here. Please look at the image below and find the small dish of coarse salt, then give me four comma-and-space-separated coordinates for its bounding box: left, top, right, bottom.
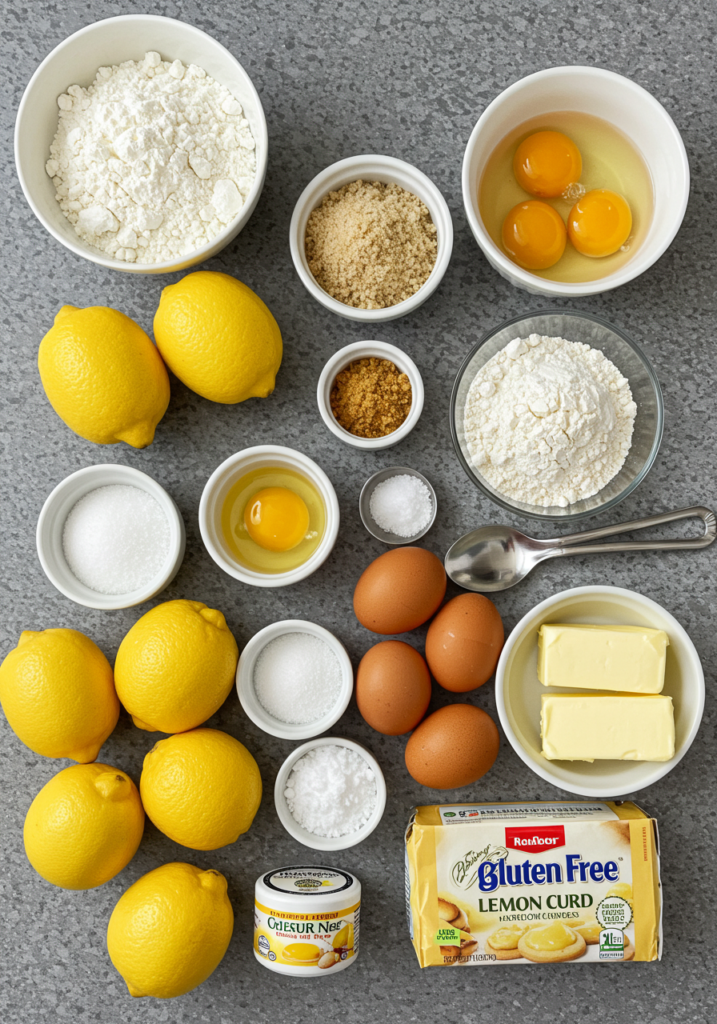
359, 467, 437, 545
236, 620, 354, 740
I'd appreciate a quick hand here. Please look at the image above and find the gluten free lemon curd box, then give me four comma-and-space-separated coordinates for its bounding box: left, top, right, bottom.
405, 801, 661, 966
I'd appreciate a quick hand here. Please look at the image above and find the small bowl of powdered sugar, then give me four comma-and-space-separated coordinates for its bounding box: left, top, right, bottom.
274, 737, 386, 851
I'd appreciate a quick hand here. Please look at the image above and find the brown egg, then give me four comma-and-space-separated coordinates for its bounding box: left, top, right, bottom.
405, 704, 499, 789
353, 547, 446, 635
356, 641, 432, 735
425, 594, 504, 692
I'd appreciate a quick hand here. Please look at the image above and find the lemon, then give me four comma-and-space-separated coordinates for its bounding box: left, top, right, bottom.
107, 862, 233, 998
0, 629, 119, 762
153, 271, 282, 403
114, 600, 238, 734
140, 728, 262, 850
24, 763, 144, 889
38, 304, 170, 447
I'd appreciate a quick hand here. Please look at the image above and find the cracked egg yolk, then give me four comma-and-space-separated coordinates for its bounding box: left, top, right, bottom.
502, 200, 567, 270
568, 189, 632, 257
244, 487, 310, 552
513, 130, 583, 198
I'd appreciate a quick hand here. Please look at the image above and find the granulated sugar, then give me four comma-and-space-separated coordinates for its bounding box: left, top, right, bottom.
284, 745, 378, 838
62, 484, 170, 594
369, 474, 433, 537
253, 632, 342, 725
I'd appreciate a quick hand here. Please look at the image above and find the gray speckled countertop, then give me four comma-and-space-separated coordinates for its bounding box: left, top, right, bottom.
1, 1, 716, 1022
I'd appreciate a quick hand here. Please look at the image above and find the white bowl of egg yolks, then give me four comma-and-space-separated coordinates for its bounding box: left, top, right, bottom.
462, 65, 689, 297
199, 446, 340, 587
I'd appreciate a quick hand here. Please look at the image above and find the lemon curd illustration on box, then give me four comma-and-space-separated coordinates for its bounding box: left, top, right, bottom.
221, 466, 326, 573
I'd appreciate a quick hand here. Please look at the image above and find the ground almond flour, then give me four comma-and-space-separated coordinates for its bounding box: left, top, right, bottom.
305, 180, 437, 309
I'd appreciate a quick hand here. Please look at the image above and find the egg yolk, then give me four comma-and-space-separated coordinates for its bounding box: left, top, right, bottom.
282, 942, 321, 964
513, 131, 583, 198
244, 487, 310, 552
501, 200, 567, 270
568, 189, 632, 257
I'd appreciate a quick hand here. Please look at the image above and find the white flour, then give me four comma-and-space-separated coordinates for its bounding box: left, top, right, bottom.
46, 52, 257, 263
463, 334, 636, 508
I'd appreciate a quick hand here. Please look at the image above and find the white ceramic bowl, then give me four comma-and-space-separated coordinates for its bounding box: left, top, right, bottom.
317, 341, 424, 450
198, 446, 340, 588
36, 464, 186, 610
274, 737, 387, 851
290, 155, 453, 322
462, 66, 689, 297
15, 15, 268, 274
237, 620, 354, 740
359, 467, 437, 544
495, 586, 705, 797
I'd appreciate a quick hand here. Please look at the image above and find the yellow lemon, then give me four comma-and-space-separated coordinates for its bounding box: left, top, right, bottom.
0, 629, 119, 762
114, 600, 238, 733
38, 304, 170, 448
140, 728, 262, 850
107, 862, 233, 998
153, 271, 282, 403
24, 763, 144, 889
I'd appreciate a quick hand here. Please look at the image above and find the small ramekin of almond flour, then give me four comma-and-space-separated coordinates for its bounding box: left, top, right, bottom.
290, 155, 453, 322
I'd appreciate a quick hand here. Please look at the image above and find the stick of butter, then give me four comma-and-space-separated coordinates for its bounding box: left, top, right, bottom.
541, 694, 675, 762
537, 624, 669, 693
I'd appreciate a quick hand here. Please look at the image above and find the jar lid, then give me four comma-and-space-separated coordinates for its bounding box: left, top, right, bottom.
255, 865, 361, 912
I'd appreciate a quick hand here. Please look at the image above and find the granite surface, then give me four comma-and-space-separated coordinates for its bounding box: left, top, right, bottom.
1, 1, 716, 1021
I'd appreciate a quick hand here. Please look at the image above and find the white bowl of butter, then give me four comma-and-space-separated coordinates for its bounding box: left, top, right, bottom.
495, 585, 704, 797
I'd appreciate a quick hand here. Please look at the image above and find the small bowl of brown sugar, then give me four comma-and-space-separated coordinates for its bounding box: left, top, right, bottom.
317, 341, 424, 450
290, 155, 453, 322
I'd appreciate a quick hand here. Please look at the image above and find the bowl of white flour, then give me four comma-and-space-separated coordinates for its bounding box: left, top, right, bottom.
450, 310, 663, 521
15, 15, 268, 273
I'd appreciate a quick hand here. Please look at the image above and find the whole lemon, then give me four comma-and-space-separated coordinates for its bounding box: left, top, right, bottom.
114, 600, 238, 733
24, 763, 144, 889
140, 729, 262, 850
107, 862, 233, 998
153, 271, 282, 403
38, 304, 170, 447
0, 629, 119, 762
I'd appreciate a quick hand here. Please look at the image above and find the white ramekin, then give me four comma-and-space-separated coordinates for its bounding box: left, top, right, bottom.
495, 586, 705, 797
198, 446, 340, 588
316, 341, 424, 450
237, 620, 354, 740
15, 15, 268, 274
274, 737, 387, 851
36, 464, 186, 610
290, 155, 453, 322
462, 66, 690, 297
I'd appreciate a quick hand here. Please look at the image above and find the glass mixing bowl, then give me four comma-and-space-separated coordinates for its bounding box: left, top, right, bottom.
450, 310, 664, 522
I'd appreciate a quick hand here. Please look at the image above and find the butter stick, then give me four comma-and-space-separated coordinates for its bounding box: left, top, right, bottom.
541, 694, 675, 762
537, 624, 668, 693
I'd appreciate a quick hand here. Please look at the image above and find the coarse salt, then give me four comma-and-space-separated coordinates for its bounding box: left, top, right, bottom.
253, 632, 342, 725
369, 474, 433, 537
285, 745, 378, 838
62, 484, 170, 594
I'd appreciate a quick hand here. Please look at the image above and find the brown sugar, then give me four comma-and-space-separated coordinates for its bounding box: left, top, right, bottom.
330, 358, 412, 438
305, 180, 438, 309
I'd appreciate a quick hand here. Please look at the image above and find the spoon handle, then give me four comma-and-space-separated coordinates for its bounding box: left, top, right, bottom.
551, 506, 716, 554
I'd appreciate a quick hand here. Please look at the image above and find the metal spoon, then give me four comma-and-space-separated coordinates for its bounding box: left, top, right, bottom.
445, 506, 716, 593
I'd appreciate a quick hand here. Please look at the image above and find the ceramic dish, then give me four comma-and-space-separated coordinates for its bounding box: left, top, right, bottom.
14, 14, 268, 274
198, 445, 340, 587
317, 341, 424, 450
359, 467, 437, 545
462, 65, 689, 297
450, 309, 663, 522
36, 464, 186, 610
274, 737, 387, 851
236, 620, 353, 740
290, 154, 453, 322
495, 585, 705, 798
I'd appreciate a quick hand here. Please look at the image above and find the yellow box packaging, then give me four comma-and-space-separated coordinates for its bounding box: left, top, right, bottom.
405, 801, 661, 966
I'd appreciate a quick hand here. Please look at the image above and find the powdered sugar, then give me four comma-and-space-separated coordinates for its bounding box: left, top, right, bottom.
284, 745, 378, 838
46, 52, 256, 263
463, 334, 636, 508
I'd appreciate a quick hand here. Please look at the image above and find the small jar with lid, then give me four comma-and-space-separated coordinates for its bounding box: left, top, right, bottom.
253, 865, 361, 975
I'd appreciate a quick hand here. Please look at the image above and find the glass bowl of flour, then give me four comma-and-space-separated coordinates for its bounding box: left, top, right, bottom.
15, 15, 267, 274
450, 310, 663, 521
